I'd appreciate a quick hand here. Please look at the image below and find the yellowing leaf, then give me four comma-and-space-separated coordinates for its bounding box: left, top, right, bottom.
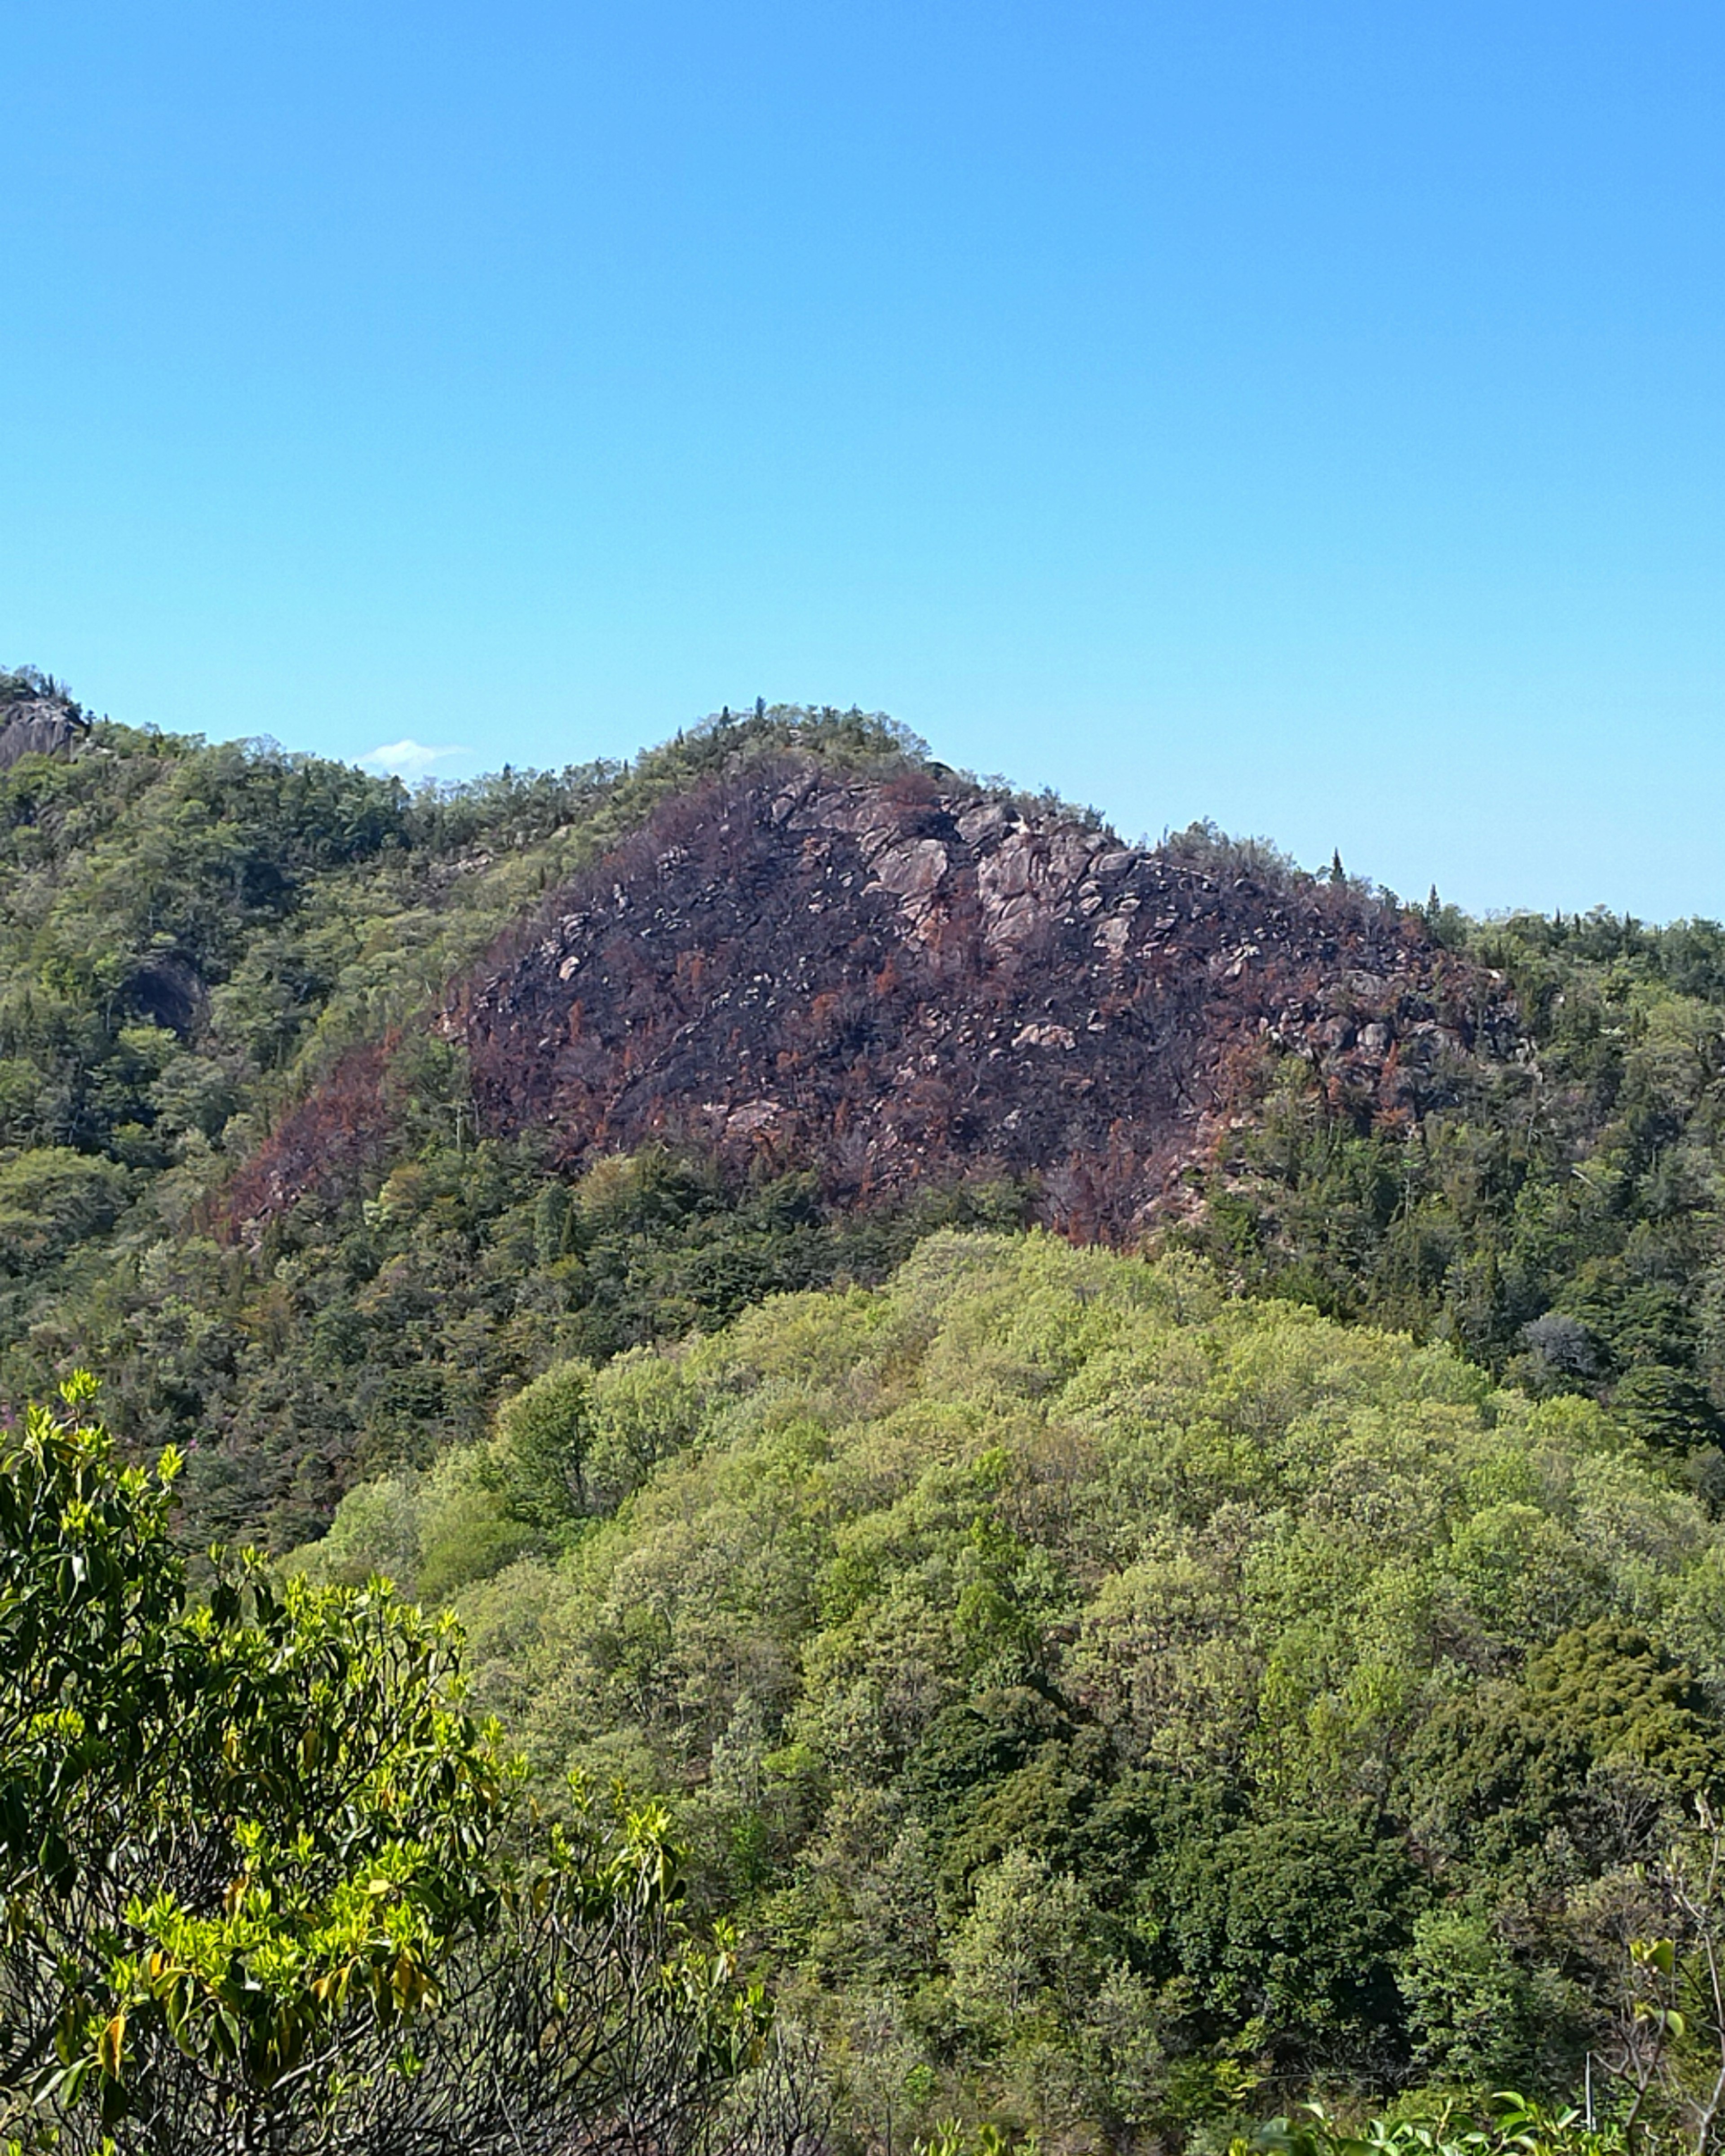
96, 2012, 125, 2079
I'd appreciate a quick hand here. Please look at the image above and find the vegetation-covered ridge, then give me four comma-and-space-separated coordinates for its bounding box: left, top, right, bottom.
1182, 901, 1725, 1449
0, 677, 1500, 1550
0, 673, 1720, 1524
296, 1230, 1725, 2152
0, 686, 1020, 1545
13, 671, 1725, 2152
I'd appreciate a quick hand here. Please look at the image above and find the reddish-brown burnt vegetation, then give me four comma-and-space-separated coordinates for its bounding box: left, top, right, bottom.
285, 753, 1526, 1239
224, 1039, 397, 1228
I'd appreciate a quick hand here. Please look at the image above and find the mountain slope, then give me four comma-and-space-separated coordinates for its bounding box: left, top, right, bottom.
12, 673, 1725, 2153
239, 752, 1519, 1241
0, 682, 1723, 1553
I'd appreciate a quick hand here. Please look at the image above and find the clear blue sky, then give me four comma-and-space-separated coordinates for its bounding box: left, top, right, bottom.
4, 3, 1721, 919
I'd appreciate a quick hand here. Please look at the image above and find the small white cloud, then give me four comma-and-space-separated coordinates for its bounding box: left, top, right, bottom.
359, 738, 469, 777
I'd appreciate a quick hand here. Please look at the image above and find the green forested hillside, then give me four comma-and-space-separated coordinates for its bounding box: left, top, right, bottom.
15, 678, 1725, 2151
0, 688, 1005, 1543
1187, 904, 1725, 1448
295, 1232, 1725, 2149
8, 681, 1725, 1551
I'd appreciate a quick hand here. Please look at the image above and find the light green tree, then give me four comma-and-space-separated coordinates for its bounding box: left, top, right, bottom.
0, 1375, 787, 2156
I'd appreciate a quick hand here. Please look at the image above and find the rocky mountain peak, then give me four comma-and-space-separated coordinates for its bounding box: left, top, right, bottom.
0, 675, 90, 772
423, 754, 1519, 1236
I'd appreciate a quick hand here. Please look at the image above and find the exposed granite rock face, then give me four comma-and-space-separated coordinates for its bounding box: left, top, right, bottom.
0, 700, 89, 771
417, 755, 1523, 1237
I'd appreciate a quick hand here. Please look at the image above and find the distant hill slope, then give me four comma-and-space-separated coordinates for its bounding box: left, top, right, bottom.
240, 754, 1520, 1240
0, 681, 1723, 1549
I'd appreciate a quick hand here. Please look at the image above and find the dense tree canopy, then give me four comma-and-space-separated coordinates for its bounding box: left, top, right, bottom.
1185, 904, 1725, 1432
292, 1233, 1725, 2151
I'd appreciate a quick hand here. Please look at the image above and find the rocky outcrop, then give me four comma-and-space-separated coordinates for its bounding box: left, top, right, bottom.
431, 756, 1520, 1237
0, 698, 89, 771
